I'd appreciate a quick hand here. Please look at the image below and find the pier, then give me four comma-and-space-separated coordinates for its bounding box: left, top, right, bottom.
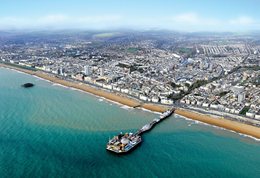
106, 108, 175, 153
135, 108, 175, 136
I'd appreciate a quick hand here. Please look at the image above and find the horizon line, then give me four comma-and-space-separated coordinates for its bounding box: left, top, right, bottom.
1, 28, 260, 34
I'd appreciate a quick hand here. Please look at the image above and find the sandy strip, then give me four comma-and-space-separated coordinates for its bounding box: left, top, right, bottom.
175, 109, 260, 139
1, 63, 260, 139
142, 103, 168, 113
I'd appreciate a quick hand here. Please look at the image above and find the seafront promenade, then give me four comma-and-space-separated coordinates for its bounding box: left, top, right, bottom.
1, 63, 260, 139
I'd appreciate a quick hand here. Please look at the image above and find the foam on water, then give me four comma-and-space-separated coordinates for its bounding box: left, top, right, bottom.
120, 105, 133, 110
176, 114, 260, 141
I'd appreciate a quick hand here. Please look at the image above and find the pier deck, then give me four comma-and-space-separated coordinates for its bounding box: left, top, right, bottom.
135, 108, 175, 136
106, 108, 175, 154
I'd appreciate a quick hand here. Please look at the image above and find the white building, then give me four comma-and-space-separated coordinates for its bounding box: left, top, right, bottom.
84, 65, 92, 76
255, 115, 260, 120
238, 93, 245, 103
113, 87, 121, 92
121, 88, 129, 94
151, 96, 159, 103
59, 67, 64, 76
103, 84, 112, 90
231, 86, 245, 95
210, 104, 219, 109
100, 67, 105, 76
202, 103, 209, 108
139, 95, 148, 101
246, 112, 255, 118
161, 99, 173, 105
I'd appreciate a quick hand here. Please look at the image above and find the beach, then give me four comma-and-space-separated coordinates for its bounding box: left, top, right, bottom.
175, 109, 260, 139
1, 63, 260, 139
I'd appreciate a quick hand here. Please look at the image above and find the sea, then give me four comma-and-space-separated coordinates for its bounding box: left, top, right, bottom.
0, 67, 260, 178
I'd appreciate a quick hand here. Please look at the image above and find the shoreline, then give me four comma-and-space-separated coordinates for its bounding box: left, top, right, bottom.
1, 63, 260, 139
175, 109, 260, 139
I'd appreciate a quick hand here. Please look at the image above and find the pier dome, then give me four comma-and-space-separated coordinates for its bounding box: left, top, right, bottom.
121, 138, 129, 144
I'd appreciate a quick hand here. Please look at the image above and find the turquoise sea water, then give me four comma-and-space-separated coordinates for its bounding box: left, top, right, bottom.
0, 67, 260, 178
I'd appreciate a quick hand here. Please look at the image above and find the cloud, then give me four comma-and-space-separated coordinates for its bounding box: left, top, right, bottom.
77, 15, 122, 23
168, 13, 260, 31
40, 14, 69, 24
0, 13, 259, 31
0, 14, 123, 29
172, 13, 200, 24
171, 13, 220, 26
229, 16, 255, 25
0, 16, 30, 29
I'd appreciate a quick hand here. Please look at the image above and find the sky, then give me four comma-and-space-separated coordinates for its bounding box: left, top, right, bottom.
0, 0, 260, 32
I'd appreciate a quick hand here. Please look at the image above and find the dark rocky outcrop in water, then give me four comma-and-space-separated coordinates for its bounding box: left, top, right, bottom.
21, 83, 34, 88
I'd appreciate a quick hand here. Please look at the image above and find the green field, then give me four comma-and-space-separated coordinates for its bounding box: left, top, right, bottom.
93, 32, 118, 38
127, 47, 139, 53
